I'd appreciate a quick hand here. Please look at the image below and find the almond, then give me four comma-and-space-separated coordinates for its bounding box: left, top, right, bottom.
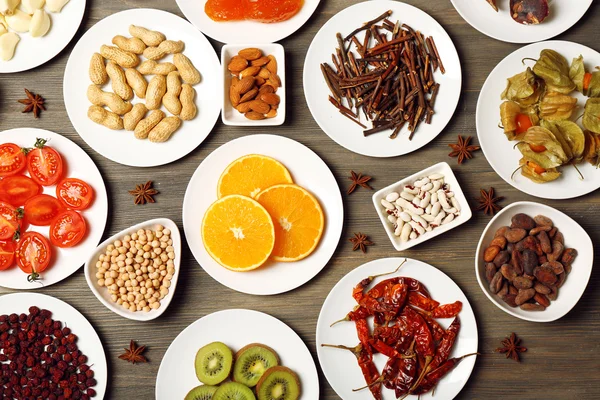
240, 87, 259, 103
259, 85, 275, 95
248, 99, 270, 114
228, 56, 248, 73
255, 76, 266, 86
258, 68, 271, 79
237, 102, 253, 113
251, 56, 270, 67
240, 65, 261, 79
260, 93, 280, 106
245, 111, 266, 120
238, 48, 262, 61
268, 73, 281, 89
266, 108, 277, 118
266, 55, 277, 74
235, 76, 255, 95
229, 85, 240, 107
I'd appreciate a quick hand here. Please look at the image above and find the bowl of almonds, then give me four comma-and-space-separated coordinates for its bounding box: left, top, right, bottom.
475, 201, 593, 322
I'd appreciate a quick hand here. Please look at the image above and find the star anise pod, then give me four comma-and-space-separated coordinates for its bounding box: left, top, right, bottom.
129, 180, 159, 205
476, 187, 503, 215
495, 332, 527, 362
448, 135, 480, 165
18, 89, 46, 118
347, 171, 373, 195
118, 340, 148, 364
349, 232, 374, 253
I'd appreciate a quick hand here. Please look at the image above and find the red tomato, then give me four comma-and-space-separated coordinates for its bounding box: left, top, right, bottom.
584, 72, 593, 91
0, 202, 21, 241
0, 143, 27, 177
56, 178, 94, 210
24, 194, 64, 226
0, 175, 42, 206
26, 138, 63, 186
515, 113, 533, 135
15, 232, 52, 277
0, 240, 16, 271
50, 210, 87, 248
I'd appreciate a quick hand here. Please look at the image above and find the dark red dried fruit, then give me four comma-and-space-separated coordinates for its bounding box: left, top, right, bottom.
510, 0, 549, 25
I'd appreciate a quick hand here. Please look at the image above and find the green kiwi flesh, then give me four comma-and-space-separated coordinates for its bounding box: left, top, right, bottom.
213, 382, 256, 400
233, 344, 279, 387
195, 342, 233, 385
256, 367, 301, 400
184, 385, 219, 400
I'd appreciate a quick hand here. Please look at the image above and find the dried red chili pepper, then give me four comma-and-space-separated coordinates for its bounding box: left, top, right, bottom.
400, 307, 435, 392
430, 316, 460, 371
431, 301, 463, 318
411, 352, 478, 395
412, 307, 445, 343
367, 276, 431, 299
352, 261, 407, 304
408, 292, 440, 311
393, 341, 418, 398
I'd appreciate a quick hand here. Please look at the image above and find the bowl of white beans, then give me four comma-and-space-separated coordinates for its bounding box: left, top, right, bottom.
372, 162, 472, 251
84, 218, 181, 321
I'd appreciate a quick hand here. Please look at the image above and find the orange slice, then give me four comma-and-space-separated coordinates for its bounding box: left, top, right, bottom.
255, 184, 324, 262
217, 155, 293, 199
202, 195, 275, 271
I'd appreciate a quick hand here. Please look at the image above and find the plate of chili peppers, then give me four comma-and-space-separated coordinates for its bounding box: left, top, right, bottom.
317, 257, 478, 399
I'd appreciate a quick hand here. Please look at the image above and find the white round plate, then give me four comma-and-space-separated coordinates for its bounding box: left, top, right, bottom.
0, 293, 107, 398
182, 134, 344, 295
175, 0, 320, 44
475, 201, 593, 322
317, 257, 478, 400
0, 128, 108, 290
0, 1, 86, 73
303, 0, 462, 158
155, 309, 319, 400
450, 0, 593, 44
476, 40, 600, 199
63, 8, 221, 167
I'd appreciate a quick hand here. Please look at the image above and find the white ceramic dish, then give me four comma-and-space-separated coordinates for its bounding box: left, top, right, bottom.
372, 162, 472, 251
476, 40, 600, 199
303, 0, 462, 158
182, 134, 344, 295
63, 8, 221, 167
317, 257, 478, 400
83, 218, 181, 321
450, 0, 593, 44
0, 293, 107, 398
475, 201, 593, 323
0, 0, 86, 73
155, 309, 320, 400
0, 128, 108, 290
221, 43, 286, 126
175, 0, 320, 44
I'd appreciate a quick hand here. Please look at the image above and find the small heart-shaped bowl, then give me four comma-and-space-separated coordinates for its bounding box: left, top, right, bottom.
84, 218, 182, 321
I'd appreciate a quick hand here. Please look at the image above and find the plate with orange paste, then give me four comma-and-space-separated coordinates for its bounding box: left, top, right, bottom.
176, 0, 320, 44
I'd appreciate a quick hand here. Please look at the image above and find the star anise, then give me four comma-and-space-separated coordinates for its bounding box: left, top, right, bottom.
347, 171, 373, 195
118, 340, 148, 364
495, 332, 527, 362
129, 180, 158, 205
18, 89, 46, 118
476, 187, 503, 215
349, 233, 374, 253
448, 135, 480, 164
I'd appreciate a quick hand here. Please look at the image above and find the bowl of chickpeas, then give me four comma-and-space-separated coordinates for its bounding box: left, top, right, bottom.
84, 218, 181, 321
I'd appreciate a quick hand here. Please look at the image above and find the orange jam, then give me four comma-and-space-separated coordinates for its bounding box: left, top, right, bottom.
205, 0, 304, 23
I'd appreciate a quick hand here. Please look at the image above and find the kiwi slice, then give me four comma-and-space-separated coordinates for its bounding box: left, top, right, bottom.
233, 344, 280, 387
213, 382, 256, 400
195, 342, 233, 385
256, 367, 301, 400
185, 385, 219, 400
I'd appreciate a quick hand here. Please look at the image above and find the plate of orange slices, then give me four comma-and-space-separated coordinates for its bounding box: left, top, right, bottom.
183, 134, 343, 295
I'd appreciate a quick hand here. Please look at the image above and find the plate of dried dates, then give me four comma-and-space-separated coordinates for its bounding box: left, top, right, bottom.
475, 201, 593, 322
451, 0, 593, 43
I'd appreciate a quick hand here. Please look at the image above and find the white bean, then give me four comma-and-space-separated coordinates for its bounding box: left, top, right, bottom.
444, 207, 457, 214
407, 203, 424, 215
438, 190, 450, 209
409, 220, 425, 235
399, 212, 412, 222
394, 220, 404, 236
414, 180, 425, 188
395, 198, 411, 209
433, 210, 446, 225
421, 177, 430, 184
425, 204, 432, 214
411, 214, 429, 229
381, 199, 395, 210
446, 191, 455, 198
431, 180, 441, 192
421, 214, 435, 222
388, 214, 398, 224
412, 197, 421, 207
400, 191, 415, 201
431, 192, 438, 204
409, 231, 418, 240
442, 214, 455, 225
451, 197, 461, 212
430, 202, 441, 217
426, 226, 433, 232
404, 186, 419, 195
422, 182, 433, 191
386, 192, 400, 202
400, 223, 412, 242
420, 192, 431, 208
428, 173, 444, 180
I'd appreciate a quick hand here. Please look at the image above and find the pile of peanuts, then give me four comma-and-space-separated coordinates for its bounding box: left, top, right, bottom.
94, 225, 176, 313
380, 174, 461, 242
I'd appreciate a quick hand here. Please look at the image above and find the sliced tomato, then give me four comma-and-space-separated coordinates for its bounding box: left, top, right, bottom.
26, 138, 63, 186
50, 211, 87, 248
0, 175, 42, 206
0, 143, 27, 177
56, 178, 94, 211
529, 144, 547, 153
584, 72, 593, 92
515, 113, 533, 135
0, 240, 16, 271
15, 232, 52, 278
0, 202, 21, 241
24, 194, 64, 226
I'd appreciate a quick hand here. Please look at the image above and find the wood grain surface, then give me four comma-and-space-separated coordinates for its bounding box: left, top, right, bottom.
1, 1, 600, 399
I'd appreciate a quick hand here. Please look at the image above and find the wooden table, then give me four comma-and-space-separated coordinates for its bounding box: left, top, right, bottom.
1, 1, 599, 399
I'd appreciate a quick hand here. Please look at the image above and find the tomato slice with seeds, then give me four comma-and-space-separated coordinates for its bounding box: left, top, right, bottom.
0, 175, 42, 206
24, 194, 64, 226
0, 143, 27, 177
50, 210, 87, 248
56, 178, 94, 211
0, 240, 16, 270
15, 232, 52, 278
0, 202, 21, 241
26, 138, 63, 186
515, 113, 533, 135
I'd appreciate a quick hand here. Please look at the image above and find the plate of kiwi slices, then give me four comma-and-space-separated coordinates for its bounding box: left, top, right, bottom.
155, 309, 319, 400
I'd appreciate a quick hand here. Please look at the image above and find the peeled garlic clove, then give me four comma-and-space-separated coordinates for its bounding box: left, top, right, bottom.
0, 0, 20, 15
29, 8, 49, 37
21, 0, 44, 13
0, 32, 20, 61
45, 0, 68, 12
6, 9, 31, 32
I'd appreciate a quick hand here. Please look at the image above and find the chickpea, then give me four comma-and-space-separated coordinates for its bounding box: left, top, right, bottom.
129, 305, 136, 312
120, 287, 127, 295
151, 302, 160, 310
117, 279, 124, 287
127, 294, 135, 302
110, 270, 118, 278
123, 301, 130, 309
160, 287, 169, 296
117, 299, 123, 305
143, 306, 150, 312
98, 278, 105, 287
163, 280, 171, 288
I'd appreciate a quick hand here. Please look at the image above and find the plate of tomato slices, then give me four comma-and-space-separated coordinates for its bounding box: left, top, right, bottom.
0, 128, 108, 289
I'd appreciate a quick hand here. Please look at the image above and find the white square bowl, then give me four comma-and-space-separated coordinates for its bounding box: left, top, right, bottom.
221, 43, 286, 126
372, 162, 473, 251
